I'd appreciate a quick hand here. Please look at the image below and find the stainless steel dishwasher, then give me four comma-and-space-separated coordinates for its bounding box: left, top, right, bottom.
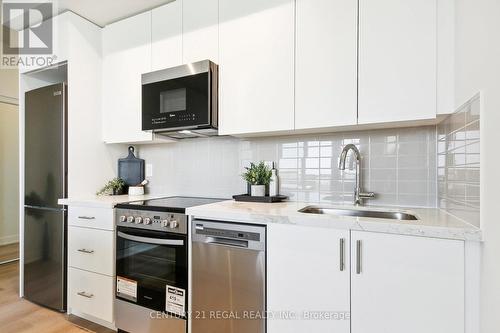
192, 220, 266, 333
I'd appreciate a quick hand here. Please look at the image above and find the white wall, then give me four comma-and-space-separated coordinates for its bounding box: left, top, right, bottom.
0, 31, 19, 244
0, 26, 19, 104
454, 0, 500, 332
0, 102, 19, 245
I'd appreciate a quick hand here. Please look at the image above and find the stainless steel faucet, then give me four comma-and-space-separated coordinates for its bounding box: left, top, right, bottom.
338, 144, 375, 205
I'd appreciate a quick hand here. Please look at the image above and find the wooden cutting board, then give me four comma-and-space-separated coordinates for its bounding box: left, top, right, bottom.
118, 146, 145, 187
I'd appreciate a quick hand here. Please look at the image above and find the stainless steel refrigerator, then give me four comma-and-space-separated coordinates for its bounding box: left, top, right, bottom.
24, 83, 67, 312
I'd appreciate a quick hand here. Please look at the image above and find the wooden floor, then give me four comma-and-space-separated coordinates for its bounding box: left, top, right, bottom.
0, 243, 19, 263
0, 261, 89, 333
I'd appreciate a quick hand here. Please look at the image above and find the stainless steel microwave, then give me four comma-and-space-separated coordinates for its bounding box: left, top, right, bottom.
142, 60, 218, 139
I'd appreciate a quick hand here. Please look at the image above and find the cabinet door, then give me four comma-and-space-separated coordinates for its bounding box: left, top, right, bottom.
183, 0, 219, 64
152, 0, 183, 70
218, 0, 295, 135
102, 12, 153, 143
358, 0, 437, 124
351, 231, 464, 333
295, 0, 357, 129
68, 267, 114, 323
68, 226, 115, 276
267, 224, 350, 332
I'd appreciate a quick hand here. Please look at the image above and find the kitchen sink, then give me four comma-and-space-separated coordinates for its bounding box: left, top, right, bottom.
298, 206, 419, 221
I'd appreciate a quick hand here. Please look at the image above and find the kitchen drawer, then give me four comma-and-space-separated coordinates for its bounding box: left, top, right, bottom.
68, 226, 115, 276
68, 207, 114, 230
68, 267, 114, 323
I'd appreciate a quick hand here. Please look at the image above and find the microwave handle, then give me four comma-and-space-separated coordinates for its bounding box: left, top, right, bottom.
117, 231, 184, 246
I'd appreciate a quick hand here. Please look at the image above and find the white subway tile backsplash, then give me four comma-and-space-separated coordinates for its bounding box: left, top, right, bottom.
370, 169, 398, 182
398, 181, 429, 195
370, 181, 397, 194
398, 142, 428, 155
370, 155, 397, 169
438, 93, 481, 227
370, 142, 397, 156
138, 126, 438, 208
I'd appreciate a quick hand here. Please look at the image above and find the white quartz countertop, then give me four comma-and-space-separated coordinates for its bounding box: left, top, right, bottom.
58, 194, 167, 209
186, 200, 482, 241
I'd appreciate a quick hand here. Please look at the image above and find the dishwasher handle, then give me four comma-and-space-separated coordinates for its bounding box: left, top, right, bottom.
205, 236, 249, 249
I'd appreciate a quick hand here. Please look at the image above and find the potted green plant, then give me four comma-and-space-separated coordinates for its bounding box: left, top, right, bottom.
242, 162, 272, 196
96, 178, 126, 196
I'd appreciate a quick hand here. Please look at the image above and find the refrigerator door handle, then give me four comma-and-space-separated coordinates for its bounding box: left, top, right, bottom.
25, 205, 66, 212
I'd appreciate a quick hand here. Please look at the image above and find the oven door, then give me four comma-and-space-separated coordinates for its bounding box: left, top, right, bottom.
116, 226, 187, 317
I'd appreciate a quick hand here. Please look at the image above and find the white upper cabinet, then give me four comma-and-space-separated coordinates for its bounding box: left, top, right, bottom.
437, 0, 455, 115
102, 12, 172, 144
358, 0, 437, 124
267, 224, 350, 332
152, 0, 183, 71
218, 0, 295, 136
183, 0, 219, 64
295, 0, 358, 129
351, 231, 464, 333
18, 14, 69, 74
102, 12, 153, 144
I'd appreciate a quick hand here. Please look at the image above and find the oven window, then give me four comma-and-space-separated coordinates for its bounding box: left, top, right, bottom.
160, 88, 186, 113
116, 227, 187, 313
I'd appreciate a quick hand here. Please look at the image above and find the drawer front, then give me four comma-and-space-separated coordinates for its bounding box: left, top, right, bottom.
68, 267, 114, 323
68, 206, 114, 230
68, 226, 115, 276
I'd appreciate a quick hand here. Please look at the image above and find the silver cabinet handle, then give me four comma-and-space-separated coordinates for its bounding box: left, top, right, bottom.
339, 238, 345, 271
77, 291, 94, 299
77, 248, 94, 254
78, 216, 95, 220
356, 240, 362, 274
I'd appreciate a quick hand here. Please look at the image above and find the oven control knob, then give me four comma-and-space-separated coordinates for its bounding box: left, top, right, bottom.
161, 220, 169, 228
144, 217, 152, 225
119, 216, 126, 222
135, 217, 143, 224
169, 220, 179, 229
127, 216, 134, 223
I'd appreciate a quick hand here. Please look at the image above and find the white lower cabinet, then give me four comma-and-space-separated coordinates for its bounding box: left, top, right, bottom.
267, 224, 350, 332
68, 267, 114, 323
350, 231, 465, 333
68, 206, 115, 230
67, 207, 116, 328
68, 226, 114, 276
267, 227, 465, 333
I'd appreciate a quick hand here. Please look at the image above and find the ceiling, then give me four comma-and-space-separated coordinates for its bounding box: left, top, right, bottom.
4, 0, 175, 31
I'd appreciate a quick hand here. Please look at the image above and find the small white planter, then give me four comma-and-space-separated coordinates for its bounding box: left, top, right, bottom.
251, 185, 266, 197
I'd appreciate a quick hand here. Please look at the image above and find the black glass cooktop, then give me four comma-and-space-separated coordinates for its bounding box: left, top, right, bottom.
115, 196, 225, 213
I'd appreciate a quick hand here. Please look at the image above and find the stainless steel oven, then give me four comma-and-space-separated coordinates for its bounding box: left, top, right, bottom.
115, 208, 188, 333
142, 60, 218, 139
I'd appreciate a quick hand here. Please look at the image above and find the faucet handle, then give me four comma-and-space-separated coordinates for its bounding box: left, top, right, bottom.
359, 192, 375, 199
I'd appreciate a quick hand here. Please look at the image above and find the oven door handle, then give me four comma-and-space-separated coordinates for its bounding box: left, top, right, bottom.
117, 231, 184, 246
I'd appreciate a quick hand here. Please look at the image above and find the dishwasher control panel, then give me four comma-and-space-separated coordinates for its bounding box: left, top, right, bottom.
195, 224, 261, 241
193, 220, 266, 252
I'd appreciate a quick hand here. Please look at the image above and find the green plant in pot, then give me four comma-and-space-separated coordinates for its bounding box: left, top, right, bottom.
242, 162, 272, 196
96, 178, 126, 196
